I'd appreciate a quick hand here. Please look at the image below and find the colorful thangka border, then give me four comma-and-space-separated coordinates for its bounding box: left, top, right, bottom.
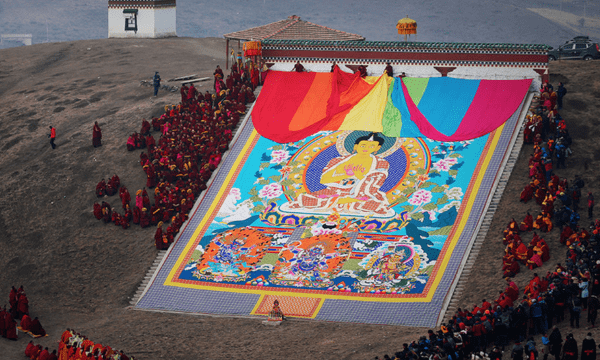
135, 97, 527, 326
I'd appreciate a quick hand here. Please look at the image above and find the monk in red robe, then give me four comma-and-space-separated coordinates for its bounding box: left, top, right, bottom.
93, 203, 102, 220
140, 208, 150, 228
25, 341, 36, 358
29, 317, 46, 337
140, 119, 151, 136
20, 313, 32, 331
515, 241, 528, 264
520, 212, 533, 232
38, 347, 51, 360
0, 306, 7, 337
17, 292, 29, 319
505, 279, 519, 301
96, 179, 106, 197
9, 286, 18, 310
155, 222, 165, 250
560, 225, 574, 245
520, 183, 534, 203
30, 345, 42, 359
92, 121, 102, 147
293, 61, 305, 72
503, 254, 520, 277
5, 312, 17, 340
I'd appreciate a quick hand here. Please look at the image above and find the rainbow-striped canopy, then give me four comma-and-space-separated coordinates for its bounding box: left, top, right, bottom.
252, 67, 532, 143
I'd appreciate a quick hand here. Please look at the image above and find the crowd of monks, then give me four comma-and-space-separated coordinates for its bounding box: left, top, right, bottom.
24, 329, 135, 360
93, 64, 257, 250
1, 286, 46, 342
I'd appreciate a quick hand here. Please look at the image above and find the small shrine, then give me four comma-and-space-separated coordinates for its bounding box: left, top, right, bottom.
108, 0, 177, 38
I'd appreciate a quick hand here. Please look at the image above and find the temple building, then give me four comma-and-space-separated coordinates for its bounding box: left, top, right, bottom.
108, 0, 176, 38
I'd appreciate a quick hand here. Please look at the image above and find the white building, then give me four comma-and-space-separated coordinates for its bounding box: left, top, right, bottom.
108, 0, 176, 39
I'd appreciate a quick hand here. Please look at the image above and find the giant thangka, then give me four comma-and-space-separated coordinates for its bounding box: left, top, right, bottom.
135, 69, 532, 326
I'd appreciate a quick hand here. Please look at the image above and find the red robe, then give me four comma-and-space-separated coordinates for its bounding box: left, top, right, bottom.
29, 318, 46, 337
39, 349, 51, 360
92, 123, 102, 147
93, 203, 103, 220
520, 213, 533, 232
17, 294, 29, 317
20, 314, 32, 331
25, 342, 35, 358
5, 313, 17, 339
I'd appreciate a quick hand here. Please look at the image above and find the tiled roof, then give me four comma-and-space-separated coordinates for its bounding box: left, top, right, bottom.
223, 15, 365, 41
262, 39, 550, 51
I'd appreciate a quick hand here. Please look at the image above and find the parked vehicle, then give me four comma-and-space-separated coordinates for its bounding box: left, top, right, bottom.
548, 36, 600, 61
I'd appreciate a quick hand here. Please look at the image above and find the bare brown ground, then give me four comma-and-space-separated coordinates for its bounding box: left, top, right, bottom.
0, 38, 599, 359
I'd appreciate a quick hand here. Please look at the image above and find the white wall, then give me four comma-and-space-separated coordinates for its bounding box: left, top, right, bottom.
154, 7, 177, 38
108, 7, 176, 38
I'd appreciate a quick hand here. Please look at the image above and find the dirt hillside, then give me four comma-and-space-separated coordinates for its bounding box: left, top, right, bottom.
0, 38, 599, 359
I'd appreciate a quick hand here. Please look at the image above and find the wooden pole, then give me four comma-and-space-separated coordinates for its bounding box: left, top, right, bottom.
225, 38, 229, 70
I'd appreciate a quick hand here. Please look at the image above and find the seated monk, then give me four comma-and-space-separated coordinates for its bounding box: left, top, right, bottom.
140, 119, 151, 136
535, 187, 547, 206
29, 317, 45, 337
38, 347, 50, 360
93, 203, 102, 220
25, 341, 35, 358
560, 225, 574, 245
515, 241, 528, 264
96, 179, 106, 197
503, 218, 519, 237
520, 183, 534, 203
520, 212, 533, 232
527, 253, 543, 270
542, 213, 553, 232
20, 313, 32, 331
106, 182, 116, 197
30, 345, 42, 359
502, 254, 520, 278
101, 203, 112, 224
110, 174, 120, 189
126, 135, 136, 151
533, 214, 545, 231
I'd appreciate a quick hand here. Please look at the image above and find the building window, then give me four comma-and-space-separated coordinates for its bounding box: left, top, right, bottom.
123, 9, 138, 32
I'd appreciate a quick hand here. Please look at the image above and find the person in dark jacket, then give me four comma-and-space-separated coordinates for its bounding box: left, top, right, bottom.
562, 334, 578, 360
557, 82, 567, 109
580, 333, 596, 360
549, 326, 563, 360
153, 71, 161, 97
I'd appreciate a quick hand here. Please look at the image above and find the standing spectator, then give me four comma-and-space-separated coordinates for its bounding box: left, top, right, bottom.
581, 333, 596, 360
562, 334, 578, 360
549, 326, 562, 360
542, 333, 551, 360
557, 82, 567, 110
153, 71, 161, 97
511, 341, 524, 360
580, 278, 590, 310
92, 121, 102, 148
588, 192, 594, 220
49, 126, 56, 149
587, 295, 599, 328
570, 297, 582, 328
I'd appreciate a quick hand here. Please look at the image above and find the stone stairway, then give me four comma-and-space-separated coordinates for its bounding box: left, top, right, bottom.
439, 92, 533, 325
129, 250, 168, 306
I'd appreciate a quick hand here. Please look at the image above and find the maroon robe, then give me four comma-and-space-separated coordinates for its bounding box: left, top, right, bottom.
92, 123, 102, 147
29, 318, 46, 337
5, 313, 17, 340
